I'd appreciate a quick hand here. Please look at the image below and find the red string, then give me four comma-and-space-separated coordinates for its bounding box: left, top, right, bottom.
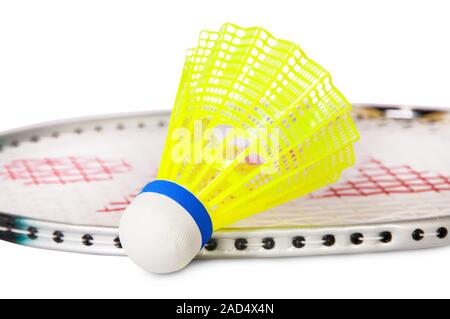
312, 158, 450, 198
0, 157, 131, 186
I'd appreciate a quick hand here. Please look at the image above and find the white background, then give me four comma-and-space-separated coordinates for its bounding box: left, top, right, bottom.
1, 0, 450, 298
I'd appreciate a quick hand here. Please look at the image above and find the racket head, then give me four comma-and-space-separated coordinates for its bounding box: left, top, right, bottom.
1, 105, 450, 258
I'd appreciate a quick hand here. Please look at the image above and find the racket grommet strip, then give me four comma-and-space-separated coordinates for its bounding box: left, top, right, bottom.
204, 238, 218, 251
52, 231, 64, 243
322, 234, 335, 246
437, 227, 448, 239
292, 236, 305, 248
262, 237, 275, 250
27, 227, 38, 240
350, 233, 364, 245
234, 238, 248, 251
114, 237, 122, 249
412, 229, 424, 241
82, 234, 94, 246
379, 231, 392, 243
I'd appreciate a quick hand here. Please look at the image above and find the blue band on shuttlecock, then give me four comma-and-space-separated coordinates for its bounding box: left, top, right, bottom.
140, 180, 212, 247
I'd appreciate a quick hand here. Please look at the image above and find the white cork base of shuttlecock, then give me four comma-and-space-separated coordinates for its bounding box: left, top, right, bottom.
119, 192, 202, 273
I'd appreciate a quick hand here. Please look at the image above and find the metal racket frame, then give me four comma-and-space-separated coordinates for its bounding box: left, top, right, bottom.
1, 104, 449, 258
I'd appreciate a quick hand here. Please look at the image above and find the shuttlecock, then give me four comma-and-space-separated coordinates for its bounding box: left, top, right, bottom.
119, 23, 359, 273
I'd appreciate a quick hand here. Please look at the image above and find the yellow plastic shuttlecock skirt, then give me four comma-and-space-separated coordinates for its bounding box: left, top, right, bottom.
119, 23, 359, 273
